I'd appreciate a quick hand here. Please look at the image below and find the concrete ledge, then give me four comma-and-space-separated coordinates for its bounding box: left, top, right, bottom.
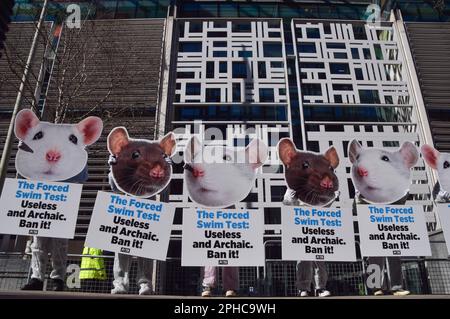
0, 290, 449, 299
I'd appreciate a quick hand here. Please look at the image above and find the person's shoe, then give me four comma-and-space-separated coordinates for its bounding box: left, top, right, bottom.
225, 290, 237, 297
111, 283, 128, 294
317, 289, 331, 297
139, 283, 153, 295
374, 290, 384, 296
298, 290, 309, 297
21, 278, 43, 291
436, 190, 450, 203
52, 279, 65, 291
392, 289, 410, 296
201, 286, 212, 297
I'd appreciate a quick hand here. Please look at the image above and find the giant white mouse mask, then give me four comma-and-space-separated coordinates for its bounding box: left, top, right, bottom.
14, 109, 103, 182
348, 139, 418, 204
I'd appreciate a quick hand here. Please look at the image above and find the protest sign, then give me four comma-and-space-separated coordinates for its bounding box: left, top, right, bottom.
436, 204, 450, 255
85, 191, 175, 260
282, 204, 356, 261
182, 208, 265, 266
0, 178, 82, 238
358, 204, 431, 256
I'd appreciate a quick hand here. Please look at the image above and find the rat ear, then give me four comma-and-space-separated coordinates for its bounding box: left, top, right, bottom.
108, 127, 129, 155
348, 139, 362, 164
14, 109, 40, 140
399, 141, 419, 169
324, 146, 340, 169
160, 132, 176, 157
421, 144, 439, 170
184, 136, 202, 163
246, 138, 268, 169
278, 138, 297, 167
76, 116, 103, 146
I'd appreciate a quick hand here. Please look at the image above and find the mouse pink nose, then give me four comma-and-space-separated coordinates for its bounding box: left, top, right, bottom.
46, 150, 61, 163
357, 167, 368, 177
320, 176, 334, 189
150, 165, 165, 179
192, 167, 204, 178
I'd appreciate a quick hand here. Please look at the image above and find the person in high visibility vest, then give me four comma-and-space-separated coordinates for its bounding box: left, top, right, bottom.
79, 247, 107, 283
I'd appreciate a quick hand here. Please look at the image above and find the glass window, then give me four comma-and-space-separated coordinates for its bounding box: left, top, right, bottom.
263, 42, 283, 57
238, 50, 252, 58
302, 84, 322, 96
177, 72, 195, 79
232, 83, 241, 102
214, 41, 227, 47
359, 90, 380, 104
306, 28, 320, 39
351, 48, 360, 59
219, 62, 227, 73
298, 43, 316, 53
330, 63, 350, 74
271, 61, 283, 68
206, 88, 221, 102
179, 42, 202, 52
363, 48, 371, 59
189, 21, 203, 33
260, 88, 275, 102
355, 68, 364, 80
232, 22, 252, 32
258, 62, 267, 79
206, 62, 214, 78
219, 3, 238, 17
353, 25, 367, 40
186, 83, 201, 95
334, 52, 348, 59
95, 1, 117, 19
116, 1, 137, 19
213, 51, 227, 58
232, 62, 247, 78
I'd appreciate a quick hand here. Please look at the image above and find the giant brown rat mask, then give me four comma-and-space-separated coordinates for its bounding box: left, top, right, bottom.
108, 127, 176, 198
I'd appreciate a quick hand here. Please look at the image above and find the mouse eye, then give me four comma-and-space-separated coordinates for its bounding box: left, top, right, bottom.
302, 161, 310, 169
69, 134, 78, 145
222, 155, 232, 162
329, 166, 334, 172
132, 151, 141, 159
381, 155, 390, 162
444, 161, 450, 169
33, 131, 43, 140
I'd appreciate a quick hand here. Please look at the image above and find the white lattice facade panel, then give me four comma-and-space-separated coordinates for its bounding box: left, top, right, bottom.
292, 20, 410, 105
176, 20, 288, 104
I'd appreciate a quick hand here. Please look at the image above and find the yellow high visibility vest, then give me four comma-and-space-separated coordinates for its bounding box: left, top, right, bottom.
79, 247, 107, 280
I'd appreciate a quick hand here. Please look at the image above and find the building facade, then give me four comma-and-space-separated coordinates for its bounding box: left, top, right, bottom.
0, 0, 450, 295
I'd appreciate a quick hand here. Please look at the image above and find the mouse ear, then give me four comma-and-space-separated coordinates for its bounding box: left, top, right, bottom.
277, 138, 297, 167
184, 136, 202, 163
14, 109, 40, 140
324, 146, 340, 169
421, 144, 439, 170
399, 141, 419, 169
348, 139, 362, 164
76, 116, 103, 145
160, 132, 176, 157
246, 138, 268, 169
108, 127, 129, 155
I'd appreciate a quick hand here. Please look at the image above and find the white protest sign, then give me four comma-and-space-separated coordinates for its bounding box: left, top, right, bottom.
0, 178, 82, 238
85, 191, 175, 261
436, 204, 450, 255
357, 204, 431, 257
282, 204, 356, 261
182, 208, 265, 267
